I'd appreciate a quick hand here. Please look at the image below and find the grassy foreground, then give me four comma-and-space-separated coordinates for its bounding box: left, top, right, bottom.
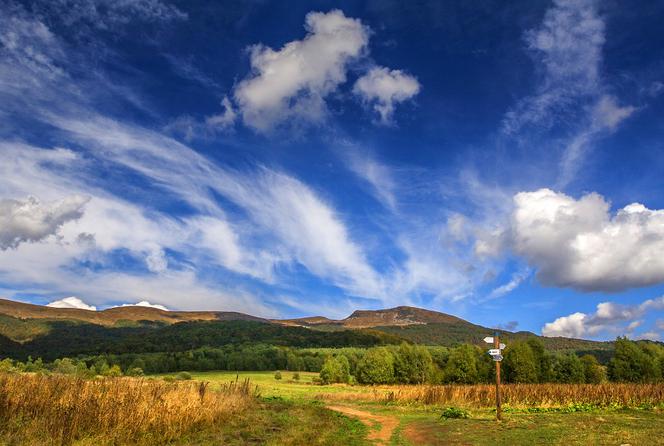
2, 370, 663, 445
176, 371, 664, 445
0, 372, 368, 446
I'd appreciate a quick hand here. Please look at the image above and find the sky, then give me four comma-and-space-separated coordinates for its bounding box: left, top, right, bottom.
1, 0, 664, 341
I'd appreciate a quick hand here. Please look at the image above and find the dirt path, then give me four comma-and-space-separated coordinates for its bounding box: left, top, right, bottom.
327, 405, 399, 445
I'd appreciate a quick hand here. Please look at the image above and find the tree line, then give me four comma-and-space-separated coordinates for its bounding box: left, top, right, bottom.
319, 338, 664, 385
1, 337, 662, 385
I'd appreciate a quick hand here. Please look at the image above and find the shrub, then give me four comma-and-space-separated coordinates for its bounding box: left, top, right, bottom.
274, 371, 282, 380
127, 367, 145, 377
292, 372, 300, 381
176, 371, 192, 380
440, 407, 470, 419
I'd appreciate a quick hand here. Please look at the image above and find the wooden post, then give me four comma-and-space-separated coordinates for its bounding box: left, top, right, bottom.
494, 331, 502, 421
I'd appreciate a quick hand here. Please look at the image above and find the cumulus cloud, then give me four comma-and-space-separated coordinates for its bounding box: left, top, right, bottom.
0, 195, 89, 250
47, 296, 96, 311
542, 296, 664, 338
511, 189, 664, 292
117, 300, 169, 311
353, 66, 420, 124
234, 10, 369, 132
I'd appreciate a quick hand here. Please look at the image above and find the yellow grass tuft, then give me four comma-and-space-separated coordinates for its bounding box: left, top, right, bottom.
319, 383, 664, 408
0, 373, 255, 445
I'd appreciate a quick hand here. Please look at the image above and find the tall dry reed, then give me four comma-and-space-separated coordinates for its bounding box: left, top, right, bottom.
0, 373, 255, 445
319, 383, 664, 408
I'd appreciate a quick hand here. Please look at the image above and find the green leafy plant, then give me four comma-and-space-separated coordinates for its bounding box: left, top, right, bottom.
440, 406, 470, 419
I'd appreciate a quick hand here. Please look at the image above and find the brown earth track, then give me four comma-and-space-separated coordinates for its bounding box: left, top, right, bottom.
326, 405, 399, 445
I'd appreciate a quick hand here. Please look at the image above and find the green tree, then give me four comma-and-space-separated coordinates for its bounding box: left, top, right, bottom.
356, 347, 395, 384
608, 337, 659, 382
527, 338, 553, 382
443, 344, 480, 384
503, 342, 538, 383
580, 354, 605, 383
554, 354, 584, 383
319, 355, 351, 384
394, 343, 435, 384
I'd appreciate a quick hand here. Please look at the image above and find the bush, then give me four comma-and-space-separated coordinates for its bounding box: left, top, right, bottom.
274, 371, 282, 380
176, 371, 192, 380
292, 372, 300, 381
127, 367, 145, 377
440, 407, 470, 419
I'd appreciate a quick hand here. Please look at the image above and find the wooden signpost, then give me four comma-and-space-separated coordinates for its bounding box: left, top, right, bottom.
484, 331, 504, 421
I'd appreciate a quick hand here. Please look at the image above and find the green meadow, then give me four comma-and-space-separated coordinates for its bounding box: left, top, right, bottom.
157, 370, 664, 446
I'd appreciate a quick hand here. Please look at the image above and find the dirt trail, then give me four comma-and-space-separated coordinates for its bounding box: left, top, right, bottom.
327, 405, 399, 445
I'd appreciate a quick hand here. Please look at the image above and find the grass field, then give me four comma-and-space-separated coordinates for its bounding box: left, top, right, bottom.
3, 371, 663, 445
164, 370, 664, 446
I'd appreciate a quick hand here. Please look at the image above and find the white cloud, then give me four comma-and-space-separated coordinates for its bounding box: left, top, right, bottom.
205, 96, 236, 129
486, 269, 530, 300
542, 312, 586, 338
145, 249, 168, 273
233, 10, 369, 132
47, 296, 96, 311
511, 189, 664, 292
557, 95, 636, 187
166, 97, 237, 141
591, 95, 637, 132
346, 153, 397, 210
117, 300, 169, 311
501, 0, 637, 187
542, 296, 664, 338
634, 331, 661, 341
504, 0, 605, 133
0, 195, 89, 250
353, 66, 420, 124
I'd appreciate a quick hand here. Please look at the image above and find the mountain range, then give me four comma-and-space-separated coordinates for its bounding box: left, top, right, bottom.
0, 298, 612, 357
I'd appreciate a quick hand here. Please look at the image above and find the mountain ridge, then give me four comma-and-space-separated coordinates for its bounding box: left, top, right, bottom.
0, 298, 613, 354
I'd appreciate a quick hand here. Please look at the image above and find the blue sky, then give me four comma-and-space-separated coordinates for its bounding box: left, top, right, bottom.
1, 0, 664, 341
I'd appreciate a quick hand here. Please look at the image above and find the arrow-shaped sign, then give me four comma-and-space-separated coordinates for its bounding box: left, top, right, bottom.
488, 348, 501, 356
499, 343, 506, 350
483, 336, 494, 343
492, 354, 503, 362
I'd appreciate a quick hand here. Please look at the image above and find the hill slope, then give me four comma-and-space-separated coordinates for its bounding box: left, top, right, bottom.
0, 299, 612, 356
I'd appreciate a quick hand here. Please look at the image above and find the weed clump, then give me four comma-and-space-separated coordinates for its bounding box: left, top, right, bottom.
440, 406, 470, 419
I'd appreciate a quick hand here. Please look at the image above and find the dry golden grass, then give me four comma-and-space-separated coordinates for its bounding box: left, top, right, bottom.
0, 373, 255, 445
319, 383, 664, 408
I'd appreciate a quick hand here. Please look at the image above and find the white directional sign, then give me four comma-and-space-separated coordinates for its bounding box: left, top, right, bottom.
483, 337, 494, 343
499, 343, 506, 350
488, 348, 501, 356
492, 354, 503, 362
